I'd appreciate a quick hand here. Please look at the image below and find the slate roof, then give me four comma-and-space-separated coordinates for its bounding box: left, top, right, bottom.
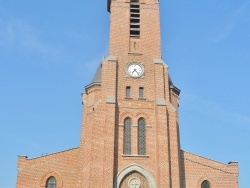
91, 63, 102, 84
107, 0, 111, 12
169, 75, 181, 94
89, 60, 179, 93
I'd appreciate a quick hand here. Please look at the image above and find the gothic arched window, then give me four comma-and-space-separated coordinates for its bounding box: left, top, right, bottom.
124, 118, 132, 155
46, 176, 56, 188
201, 180, 210, 188
138, 118, 146, 155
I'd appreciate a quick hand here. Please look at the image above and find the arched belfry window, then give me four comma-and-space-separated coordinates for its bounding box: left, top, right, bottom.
46, 176, 56, 188
138, 118, 146, 155
124, 118, 132, 155
201, 180, 210, 188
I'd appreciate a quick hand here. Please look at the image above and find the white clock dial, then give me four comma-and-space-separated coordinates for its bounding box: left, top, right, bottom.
127, 63, 144, 78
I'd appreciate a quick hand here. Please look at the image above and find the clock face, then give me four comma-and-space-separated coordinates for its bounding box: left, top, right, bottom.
127, 63, 144, 78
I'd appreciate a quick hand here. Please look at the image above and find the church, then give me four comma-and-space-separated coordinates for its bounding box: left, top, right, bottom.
16, 0, 239, 187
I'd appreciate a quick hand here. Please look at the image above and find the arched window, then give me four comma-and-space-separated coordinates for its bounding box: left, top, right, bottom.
124, 118, 132, 155
46, 176, 56, 188
138, 118, 146, 155
201, 180, 210, 188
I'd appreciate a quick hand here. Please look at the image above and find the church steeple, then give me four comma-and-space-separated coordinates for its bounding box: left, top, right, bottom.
108, 0, 161, 58
16, 1, 239, 188
78, 1, 182, 187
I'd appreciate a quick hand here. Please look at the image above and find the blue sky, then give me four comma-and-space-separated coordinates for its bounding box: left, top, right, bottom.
0, 0, 249, 187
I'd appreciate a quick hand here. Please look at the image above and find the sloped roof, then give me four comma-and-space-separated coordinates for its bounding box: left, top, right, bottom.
91, 63, 102, 84
107, 0, 111, 12
169, 75, 181, 94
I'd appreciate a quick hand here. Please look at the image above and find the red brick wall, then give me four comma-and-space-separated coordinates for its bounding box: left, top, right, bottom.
180, 151, 239, 188
16, 148, 79, 188
16, 0, 239, 187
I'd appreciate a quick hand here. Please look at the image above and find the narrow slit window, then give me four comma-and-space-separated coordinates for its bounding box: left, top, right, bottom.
139, 87, 144, 98
130, 1, 140, 37
126, 86, 131, 98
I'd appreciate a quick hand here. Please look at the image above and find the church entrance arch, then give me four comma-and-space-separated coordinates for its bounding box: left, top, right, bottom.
115, 164, 156, 188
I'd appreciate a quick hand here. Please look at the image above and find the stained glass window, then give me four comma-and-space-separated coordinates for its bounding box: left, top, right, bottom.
201, 180, 210, 188
138, 118, 146, 155
46, 177, 56, 188
124, 118, 131, 155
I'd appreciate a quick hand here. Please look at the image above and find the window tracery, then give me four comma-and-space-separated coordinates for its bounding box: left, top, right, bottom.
138, 118, 146, 155
46, 176, 56, 188
124, 118, 132, 154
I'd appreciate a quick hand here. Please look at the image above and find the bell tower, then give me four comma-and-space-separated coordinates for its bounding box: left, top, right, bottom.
78, 0, 181, 187
108, 0, 161, 58
15, 1, 239, 187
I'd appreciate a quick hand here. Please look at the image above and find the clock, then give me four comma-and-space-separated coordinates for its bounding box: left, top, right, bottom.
127, 63, 144, 78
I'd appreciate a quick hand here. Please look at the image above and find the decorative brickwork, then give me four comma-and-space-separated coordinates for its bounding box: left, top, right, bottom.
120, 171, 149, 188
16, 0, 239, 187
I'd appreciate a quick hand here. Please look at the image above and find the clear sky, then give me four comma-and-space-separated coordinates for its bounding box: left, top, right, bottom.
0, 0, 249, 187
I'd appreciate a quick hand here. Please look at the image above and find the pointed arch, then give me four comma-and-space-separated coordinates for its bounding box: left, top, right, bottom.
197, 177, 213, 188
40, 171, 63, 188
115, 164, 156, 188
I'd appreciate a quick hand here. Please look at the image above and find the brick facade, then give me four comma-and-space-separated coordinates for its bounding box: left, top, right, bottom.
16, 0, 239, 187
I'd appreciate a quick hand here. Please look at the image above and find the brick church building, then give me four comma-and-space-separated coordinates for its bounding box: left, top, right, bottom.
16, 0, 239, 187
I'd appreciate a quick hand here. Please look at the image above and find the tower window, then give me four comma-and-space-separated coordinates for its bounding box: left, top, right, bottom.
201, 180, 210, 188
138, 118, 146, 155
126, 86, 131, 98
139, 87, 144, 98
124, 118, 132, 155
130, 1, 140, 37
46, 176, 56, 188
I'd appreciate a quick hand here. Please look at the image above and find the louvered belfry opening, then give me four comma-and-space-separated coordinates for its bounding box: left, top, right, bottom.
130, 0, 140, 37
